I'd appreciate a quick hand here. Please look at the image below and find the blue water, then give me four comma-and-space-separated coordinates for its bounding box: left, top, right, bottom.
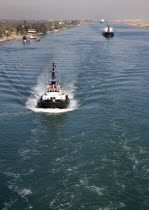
0, 22, 149, 210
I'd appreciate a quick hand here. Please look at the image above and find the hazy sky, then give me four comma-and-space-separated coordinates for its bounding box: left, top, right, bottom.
0, 0, 149, 20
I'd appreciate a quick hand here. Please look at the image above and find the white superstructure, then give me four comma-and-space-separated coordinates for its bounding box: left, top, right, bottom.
103, 26, 114, 32
42, 84, 67, 101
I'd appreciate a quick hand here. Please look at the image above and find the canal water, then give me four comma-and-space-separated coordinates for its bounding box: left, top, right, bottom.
0, 22, 149, 210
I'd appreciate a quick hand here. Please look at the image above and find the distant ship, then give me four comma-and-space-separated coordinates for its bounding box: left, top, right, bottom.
100, 19, 105, 23
29, 35, 40, 41
22, 36, 29, 43
38, 63, 70, 109
22, 35, 40, 43
103, 25, 114, 37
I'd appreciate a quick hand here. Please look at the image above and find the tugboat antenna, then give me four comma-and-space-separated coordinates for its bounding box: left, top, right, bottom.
52, 62, 56, 78
52, 62, 56, 70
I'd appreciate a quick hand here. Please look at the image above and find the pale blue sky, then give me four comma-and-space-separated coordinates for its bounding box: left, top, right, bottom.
0, 0, 149, 20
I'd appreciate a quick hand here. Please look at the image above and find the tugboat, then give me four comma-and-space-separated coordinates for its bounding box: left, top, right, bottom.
38, 63, 70, 109
103, 25, 114, 37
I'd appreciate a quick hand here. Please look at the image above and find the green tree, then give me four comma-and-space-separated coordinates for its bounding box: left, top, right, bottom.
0, 28, 4, 38
16, 24, 23, 32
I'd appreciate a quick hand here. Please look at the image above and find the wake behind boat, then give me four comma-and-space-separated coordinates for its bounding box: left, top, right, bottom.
103, 25, 114, 37
37, 63, 70, 109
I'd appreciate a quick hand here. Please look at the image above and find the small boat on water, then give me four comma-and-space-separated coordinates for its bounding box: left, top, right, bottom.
22, 35, 40, 43
38, 63, 70, 109
103, 25, 114, 37
100, 19, 105, 23
22, 36, 29, 43
29, 35, 41, 41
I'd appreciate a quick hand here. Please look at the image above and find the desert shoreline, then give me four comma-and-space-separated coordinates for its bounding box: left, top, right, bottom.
112, 19, 149, 28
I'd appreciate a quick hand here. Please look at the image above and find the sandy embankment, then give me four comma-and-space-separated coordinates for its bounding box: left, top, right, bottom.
0, 35, 22, 42
112, 19, 149, 28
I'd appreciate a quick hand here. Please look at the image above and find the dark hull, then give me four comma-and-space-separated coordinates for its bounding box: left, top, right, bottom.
103, 32, 114, 37
38, 98, 70, 109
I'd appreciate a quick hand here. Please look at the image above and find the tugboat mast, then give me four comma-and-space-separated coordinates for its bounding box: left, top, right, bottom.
51, 62, 56, 85
52, 63, 56, 78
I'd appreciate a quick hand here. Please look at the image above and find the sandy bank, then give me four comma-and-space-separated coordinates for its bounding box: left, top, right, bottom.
0, 35, 22, 43
127, 23, 149, 28
111, 19, 149, 28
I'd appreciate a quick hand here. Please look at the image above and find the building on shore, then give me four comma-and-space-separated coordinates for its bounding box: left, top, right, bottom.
28, 29, 36, 37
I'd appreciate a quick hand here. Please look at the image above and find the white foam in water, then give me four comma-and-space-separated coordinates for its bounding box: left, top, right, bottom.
26, 75, 78, 114
19, 188, 32, 196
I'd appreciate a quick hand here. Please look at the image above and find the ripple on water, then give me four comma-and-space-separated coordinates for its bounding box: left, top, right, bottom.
0, 23, 149, 210
2, 171, 33, 210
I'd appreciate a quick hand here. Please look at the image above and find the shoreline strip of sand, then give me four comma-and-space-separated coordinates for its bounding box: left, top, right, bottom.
111, 19, 149, 28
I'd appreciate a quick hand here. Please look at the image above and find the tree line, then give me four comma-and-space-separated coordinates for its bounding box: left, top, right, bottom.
0, 20, 81, 38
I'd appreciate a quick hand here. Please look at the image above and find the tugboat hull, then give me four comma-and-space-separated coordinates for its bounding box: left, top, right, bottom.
38, 99, 70, 109
103, 32, 114, 37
